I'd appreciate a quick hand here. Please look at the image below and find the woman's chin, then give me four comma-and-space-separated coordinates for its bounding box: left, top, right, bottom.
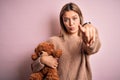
68, 31, 78, 34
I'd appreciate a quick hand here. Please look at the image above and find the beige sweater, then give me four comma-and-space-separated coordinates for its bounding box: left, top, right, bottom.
32, 29, 101, 80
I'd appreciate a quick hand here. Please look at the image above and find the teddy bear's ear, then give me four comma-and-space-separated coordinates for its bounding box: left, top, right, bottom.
30, 48, 38, 61
35, 45, 43, 55
31, 53, 38, 61
35, 44, 40, 53
35, 48, 37, 53
32, 47, 40, 61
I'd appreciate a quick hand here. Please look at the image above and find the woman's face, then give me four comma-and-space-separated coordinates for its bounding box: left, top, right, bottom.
62, 10, 80, 34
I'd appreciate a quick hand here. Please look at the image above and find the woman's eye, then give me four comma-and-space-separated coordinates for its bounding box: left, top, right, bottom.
73, 17, 77, 20
64, 18, 69, 22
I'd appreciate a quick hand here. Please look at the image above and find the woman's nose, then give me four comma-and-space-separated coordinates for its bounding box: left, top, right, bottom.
69, 19, 74, 26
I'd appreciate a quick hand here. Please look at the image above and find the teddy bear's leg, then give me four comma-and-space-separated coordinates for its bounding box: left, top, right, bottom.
29, 72, 44, 80
46, 68, 59, 80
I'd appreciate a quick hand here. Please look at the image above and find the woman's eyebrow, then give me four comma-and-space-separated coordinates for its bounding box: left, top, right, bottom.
72, 15, 78, 17
63, 15, 78, 18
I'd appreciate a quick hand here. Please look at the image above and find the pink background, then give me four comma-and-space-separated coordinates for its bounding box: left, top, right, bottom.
0, 0, 120, 80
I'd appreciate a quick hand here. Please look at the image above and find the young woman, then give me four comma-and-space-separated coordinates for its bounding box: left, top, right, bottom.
31, 2, 101, 80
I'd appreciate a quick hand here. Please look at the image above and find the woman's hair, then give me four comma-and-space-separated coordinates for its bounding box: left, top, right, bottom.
60, 2, 84, 33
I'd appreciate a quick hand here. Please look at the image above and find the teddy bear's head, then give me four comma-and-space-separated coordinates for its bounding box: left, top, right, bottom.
31, 42, 54, 60
35, 42, 54, 54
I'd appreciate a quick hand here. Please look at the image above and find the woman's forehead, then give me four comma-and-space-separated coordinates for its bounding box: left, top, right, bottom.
63, 11, 79, 18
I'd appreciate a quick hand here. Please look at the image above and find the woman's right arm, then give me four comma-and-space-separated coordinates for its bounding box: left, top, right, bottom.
31, 57, 45, 73
31, 52, 58, 72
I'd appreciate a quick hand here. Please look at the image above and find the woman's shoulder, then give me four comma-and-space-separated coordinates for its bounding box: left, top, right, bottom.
49, 36, 61, 40
49, 36, 63, 42
46, 36, 63, 49
46, 36, 62, 43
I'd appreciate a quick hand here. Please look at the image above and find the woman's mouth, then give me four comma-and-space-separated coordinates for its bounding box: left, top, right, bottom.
69, 27, 75, 30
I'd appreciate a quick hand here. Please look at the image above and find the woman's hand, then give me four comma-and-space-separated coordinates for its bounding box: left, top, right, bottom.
40, 52, 58, 69
79, 23, 96, 46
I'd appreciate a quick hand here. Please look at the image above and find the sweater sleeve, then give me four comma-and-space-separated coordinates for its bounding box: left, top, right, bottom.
83, 28, 101, 55
31, 57, 45, 73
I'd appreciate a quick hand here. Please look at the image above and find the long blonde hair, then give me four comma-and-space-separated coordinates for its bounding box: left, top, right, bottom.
59, 2, 84, 35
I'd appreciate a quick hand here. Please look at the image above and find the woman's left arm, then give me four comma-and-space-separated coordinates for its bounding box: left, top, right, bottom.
80, 23, 101, 55
85, 28, 101, 55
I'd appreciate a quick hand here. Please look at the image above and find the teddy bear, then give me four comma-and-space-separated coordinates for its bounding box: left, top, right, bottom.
29, 42, 62, 80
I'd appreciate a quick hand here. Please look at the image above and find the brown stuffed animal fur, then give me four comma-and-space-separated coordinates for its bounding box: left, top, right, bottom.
29, 42, 62, 80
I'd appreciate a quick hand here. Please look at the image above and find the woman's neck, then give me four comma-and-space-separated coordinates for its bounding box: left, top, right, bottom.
67, 32, 79, 38
61, 30, 81, 41
64, 31, 81, 44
